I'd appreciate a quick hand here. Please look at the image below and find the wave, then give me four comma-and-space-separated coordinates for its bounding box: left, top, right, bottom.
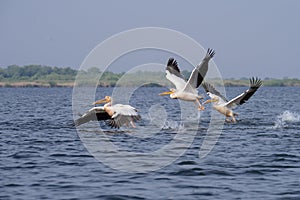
273, 110, 300, 129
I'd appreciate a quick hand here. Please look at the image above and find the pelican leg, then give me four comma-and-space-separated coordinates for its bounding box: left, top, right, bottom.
229, 112, 237, 123
231, 116, 236, 123
195, 99, 205, 111
130, 120, 136, 128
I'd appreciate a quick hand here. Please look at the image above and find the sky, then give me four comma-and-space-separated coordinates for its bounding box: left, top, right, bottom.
0, 0, 300, 78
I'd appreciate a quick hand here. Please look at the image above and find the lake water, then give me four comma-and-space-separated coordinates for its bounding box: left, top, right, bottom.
1, 87, 300, 199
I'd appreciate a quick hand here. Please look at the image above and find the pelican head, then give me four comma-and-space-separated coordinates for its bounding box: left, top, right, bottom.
93, 96, 112, 105
159, 88, 177, 99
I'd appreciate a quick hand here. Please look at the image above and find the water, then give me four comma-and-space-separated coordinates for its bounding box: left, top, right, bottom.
1, 87, 300, 199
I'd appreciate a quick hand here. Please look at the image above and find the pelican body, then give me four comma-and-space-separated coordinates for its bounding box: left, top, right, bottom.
75, 96, 141, 128
203, 77, 262, 122
159, 48, 215, 110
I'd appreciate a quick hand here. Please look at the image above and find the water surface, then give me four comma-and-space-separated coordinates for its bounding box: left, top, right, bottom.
1, 87, 300, 199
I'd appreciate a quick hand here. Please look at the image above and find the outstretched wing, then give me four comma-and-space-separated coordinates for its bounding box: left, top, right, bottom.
202, 82, 228, 102
74, 107, 110, 126
225, 77, 262, 109
107, 104, 141, 128
165, 58, 187, 90
183, 48, 215, 92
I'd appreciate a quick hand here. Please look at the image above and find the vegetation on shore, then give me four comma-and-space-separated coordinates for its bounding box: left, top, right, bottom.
0, 65, 76, 87
1, 64, 299, 87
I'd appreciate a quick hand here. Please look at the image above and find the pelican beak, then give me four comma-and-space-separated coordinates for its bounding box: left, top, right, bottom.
203, 99, 211, 104
92, 98, 108, 105
159, 91, 174, 96
197, 95, 204, 99
203, 98, 218, 104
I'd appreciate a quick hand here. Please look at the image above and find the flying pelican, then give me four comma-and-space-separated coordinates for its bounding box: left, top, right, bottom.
74, 96, 141, 128
159, 48, 215, 110
202, 77, 262, 122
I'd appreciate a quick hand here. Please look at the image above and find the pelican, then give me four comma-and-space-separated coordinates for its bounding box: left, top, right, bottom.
202, 77, 262, 122
159, 48, 215, 110
74, 96, 141, 128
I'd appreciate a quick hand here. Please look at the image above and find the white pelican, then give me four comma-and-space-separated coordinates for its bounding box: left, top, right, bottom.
203, 77, 262, 122
159, 48, 215, 110
75, 96, 141, 128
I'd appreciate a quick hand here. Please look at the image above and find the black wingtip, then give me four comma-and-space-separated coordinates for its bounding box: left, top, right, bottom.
134, 115, 142, 121
207, 48, 215, 58
167, 58, 174, 66
167, 58, 178, 68
249, 77, 262, 88
166, 57, 182, 75
106, 120, 120, 129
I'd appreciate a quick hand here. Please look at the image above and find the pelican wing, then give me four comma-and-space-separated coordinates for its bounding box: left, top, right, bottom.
107, 104, 141, 128
225, 77, 262, 109
74, 107, 110, 126
202, 82, 228, 102
166, 58, 187, 90
183, 48, 215, 92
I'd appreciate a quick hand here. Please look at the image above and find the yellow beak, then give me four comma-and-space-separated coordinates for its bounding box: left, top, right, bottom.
203, 98, 218, 104
92, 98, 108, 105
159, 91, 174, 96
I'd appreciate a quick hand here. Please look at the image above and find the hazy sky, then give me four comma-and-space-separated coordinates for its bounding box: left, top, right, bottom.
1, 0, 299, 78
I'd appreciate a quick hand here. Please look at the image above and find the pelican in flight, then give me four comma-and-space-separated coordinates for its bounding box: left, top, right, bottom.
202, 77, 262, 122
159, 48, 215, 110
74, 96, 141, 128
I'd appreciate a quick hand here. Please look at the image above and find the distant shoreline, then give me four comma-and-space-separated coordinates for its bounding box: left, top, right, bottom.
0, 82, 74, 88
1, 65, 299, 87
1, 80, 300, 88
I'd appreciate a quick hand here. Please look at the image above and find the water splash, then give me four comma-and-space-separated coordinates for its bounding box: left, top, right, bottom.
273, 110, 300, 129
162, 120, 185, 130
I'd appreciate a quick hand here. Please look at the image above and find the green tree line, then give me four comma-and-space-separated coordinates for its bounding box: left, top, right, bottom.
0, 65, 77, 81
1, 65, 300, 87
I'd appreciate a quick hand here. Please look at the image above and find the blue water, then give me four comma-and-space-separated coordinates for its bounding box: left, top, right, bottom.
1, 87, 300, 199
